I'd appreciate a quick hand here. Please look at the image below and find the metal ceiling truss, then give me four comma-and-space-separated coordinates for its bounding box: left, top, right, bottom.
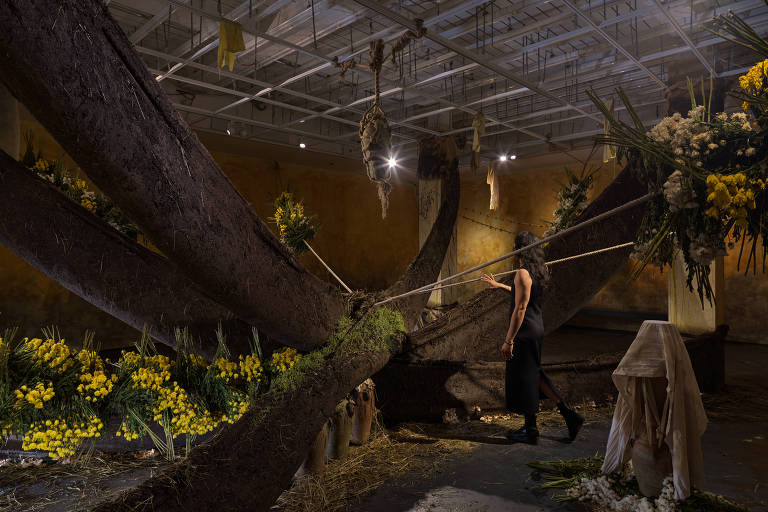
107, 0, 768, 165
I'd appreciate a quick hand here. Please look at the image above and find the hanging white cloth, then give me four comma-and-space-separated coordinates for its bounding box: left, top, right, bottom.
602, 320, 707, 500
486, 160, 499, 210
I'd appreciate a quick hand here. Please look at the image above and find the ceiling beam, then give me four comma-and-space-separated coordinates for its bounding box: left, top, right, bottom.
560, 0, 667, 90
650, 0, 714, 76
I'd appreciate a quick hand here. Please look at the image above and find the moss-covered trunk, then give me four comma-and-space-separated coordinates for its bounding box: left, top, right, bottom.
0, 0, 344, 350
0, 150, 255, 358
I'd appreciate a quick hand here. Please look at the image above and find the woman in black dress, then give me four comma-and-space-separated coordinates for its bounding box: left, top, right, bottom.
481, 231, 584, 444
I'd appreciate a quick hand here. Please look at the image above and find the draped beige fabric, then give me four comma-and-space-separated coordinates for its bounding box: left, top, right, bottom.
602, 320, 708, 500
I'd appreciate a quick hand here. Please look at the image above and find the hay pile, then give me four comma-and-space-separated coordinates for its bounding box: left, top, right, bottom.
275, 422, 474, 512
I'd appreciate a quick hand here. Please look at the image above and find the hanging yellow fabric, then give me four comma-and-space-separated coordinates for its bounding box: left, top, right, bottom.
471, 112, 486, 172
486, 160, 499, 210
218, 20, 246, 71
603, 97, 617, 163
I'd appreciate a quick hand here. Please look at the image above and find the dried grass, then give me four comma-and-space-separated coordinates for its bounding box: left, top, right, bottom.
274, 420, 474, 512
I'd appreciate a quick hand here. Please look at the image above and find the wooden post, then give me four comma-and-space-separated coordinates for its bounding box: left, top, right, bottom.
419, 178, 458, 306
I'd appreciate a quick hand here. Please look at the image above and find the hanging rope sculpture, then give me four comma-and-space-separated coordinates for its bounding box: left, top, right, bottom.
359, 39, 393, 219
388, 18, 427, 68
331, 56, 356, 81
471, 112, 486, 172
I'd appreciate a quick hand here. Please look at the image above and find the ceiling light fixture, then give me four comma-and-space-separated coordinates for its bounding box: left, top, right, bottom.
299, 142, 306, 149
499, 155, 507, 162
388, 157, 397, 168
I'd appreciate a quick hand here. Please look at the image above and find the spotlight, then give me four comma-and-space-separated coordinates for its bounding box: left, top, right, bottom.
499, 155, 507, 162
226, 121, 232, 136
388, 157, 397, 168
299, 142, 306, 149
510, 154, 517, 160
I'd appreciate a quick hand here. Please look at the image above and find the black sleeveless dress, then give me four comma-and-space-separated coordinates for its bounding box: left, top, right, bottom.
504, 269, 555, 415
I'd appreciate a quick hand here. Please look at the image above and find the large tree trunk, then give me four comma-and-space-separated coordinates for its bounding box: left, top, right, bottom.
94, 138, 461, 512
405, 165, 646, 361
0, 150, 256, 358
0, 0, 344, 349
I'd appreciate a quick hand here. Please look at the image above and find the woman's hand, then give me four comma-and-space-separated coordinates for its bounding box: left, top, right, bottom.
482, 273, 502, 289
501, 341, 513, 360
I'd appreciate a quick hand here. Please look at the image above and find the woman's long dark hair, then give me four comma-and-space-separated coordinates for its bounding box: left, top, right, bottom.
514, 231, 549, 287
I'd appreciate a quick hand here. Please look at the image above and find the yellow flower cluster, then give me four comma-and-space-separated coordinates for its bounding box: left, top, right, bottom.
739, 59, 768, 113
118, 350, 142, 369
78, 370, 117, 402
32, 159, 51, 173
705, 174, 758, 223
132, 366, 170, 392
223, 393, 250, 424
22, 416, 103, 458
238, 354, 263, 383
81, 198, 97, 212
739, 59, 768, 92
25, 337, 75, 373
14, 381, 55, 409
270, 347, 301, 373
213, 357, 239, 382
187, 353, 207, 368
115, 421, 140, 441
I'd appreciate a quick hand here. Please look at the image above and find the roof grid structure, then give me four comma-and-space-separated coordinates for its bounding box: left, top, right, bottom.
105, 0, 768, 169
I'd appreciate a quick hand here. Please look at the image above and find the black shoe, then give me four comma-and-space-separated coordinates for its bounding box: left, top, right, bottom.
505, 426, 539, 444
561, 408, 584, 441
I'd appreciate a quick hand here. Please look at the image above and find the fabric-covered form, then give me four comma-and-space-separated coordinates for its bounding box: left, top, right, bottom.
602, 320, 707, 500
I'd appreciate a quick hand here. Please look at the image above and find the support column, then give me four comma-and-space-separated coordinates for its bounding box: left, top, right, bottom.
0, 83, 19, 159
419, 178, 458, 306
668, 251, 725, 335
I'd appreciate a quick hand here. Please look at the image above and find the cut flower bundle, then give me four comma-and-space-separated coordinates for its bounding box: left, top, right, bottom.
589, 11, 768, 303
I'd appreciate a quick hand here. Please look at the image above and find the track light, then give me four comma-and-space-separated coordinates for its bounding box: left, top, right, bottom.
510, 154, 517, 160
499, 155, 507, 162
299, 142, 306, 149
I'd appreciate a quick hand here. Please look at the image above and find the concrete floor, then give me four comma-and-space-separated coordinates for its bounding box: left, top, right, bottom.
357, 332, 768, 512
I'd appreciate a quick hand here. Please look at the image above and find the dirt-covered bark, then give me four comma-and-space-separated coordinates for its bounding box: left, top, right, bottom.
405, 165, 646, 361
93, 138, 461, 512
0, 150, 257, 358
0, 0, 344, 349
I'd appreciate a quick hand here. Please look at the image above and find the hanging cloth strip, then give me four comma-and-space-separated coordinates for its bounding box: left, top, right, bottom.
486, 160, 499, 210
603, 97, 617, 163
471, 112, 486, 172
218, 20, 246, 71
359, 39, 393, 219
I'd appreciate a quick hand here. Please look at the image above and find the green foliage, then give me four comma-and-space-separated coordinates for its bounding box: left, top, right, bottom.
269, 308, 404, 395
544, 163, 599, 237
20, 132, 140, 240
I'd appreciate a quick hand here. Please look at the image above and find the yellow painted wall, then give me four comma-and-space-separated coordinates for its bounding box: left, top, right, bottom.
454, 161, 668, 315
